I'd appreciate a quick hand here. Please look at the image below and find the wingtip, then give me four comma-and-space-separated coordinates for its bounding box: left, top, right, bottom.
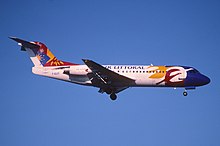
82, 59, 89, 63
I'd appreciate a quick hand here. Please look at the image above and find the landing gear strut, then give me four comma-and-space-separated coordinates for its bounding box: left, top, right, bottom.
183, 91, 188, 96
183, 87, 195, 96
110, 93, 117, 100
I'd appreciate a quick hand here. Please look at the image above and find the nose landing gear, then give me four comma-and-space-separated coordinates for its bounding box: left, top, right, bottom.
183, 91, 188, 96
183, 87, 195, 96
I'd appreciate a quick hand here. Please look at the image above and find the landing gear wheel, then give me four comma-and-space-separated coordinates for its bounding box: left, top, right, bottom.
183, 91, 188, 96
110, 93, 117, 100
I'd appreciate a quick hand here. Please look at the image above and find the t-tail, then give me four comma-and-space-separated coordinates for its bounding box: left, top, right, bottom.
9, 37, 77, 67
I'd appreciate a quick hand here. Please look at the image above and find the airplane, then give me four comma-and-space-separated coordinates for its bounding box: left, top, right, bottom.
10, 37, 210, 100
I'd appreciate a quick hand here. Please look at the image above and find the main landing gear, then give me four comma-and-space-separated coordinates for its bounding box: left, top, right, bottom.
110, 93, 117, 100
98, 88, 118, 100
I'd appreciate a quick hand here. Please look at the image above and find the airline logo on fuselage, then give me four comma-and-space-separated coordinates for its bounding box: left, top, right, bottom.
105, 66, 144, 70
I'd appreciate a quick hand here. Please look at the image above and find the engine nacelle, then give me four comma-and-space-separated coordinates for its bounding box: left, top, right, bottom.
63, 67, 92, 76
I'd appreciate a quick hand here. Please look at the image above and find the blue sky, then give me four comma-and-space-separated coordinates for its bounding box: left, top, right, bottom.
1, 0, 220, 145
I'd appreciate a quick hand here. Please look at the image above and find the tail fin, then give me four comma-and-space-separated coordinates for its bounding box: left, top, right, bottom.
10, 37, 77, 67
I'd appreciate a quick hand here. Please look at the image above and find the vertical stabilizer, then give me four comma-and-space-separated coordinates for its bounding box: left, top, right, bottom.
9, 37, 77, 67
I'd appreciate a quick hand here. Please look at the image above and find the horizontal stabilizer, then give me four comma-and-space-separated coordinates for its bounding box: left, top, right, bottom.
9, 37, 40, 49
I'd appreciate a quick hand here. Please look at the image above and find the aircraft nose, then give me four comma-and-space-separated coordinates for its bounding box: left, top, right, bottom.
199, 74, 210, 86
184, 73, 210, 87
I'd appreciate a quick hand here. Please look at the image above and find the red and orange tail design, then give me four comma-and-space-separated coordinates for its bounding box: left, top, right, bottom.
9, 37, 78, 67
34, 42, 77, 67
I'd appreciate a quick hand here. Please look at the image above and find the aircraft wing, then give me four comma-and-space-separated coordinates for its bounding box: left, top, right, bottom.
82, 59, 135, 93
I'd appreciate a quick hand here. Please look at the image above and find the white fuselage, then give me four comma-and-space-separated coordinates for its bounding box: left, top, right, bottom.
32, 64, 187, 87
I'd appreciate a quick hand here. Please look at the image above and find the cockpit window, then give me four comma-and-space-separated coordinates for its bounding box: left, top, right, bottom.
194, 69, 199, 73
